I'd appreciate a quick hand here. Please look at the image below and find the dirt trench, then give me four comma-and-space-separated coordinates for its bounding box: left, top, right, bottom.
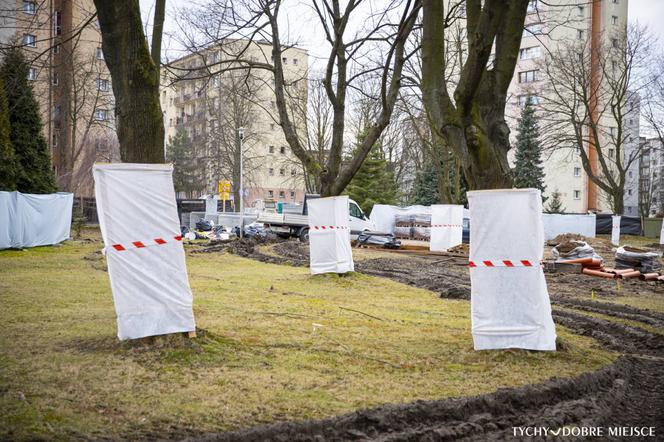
187, 240, 664, 441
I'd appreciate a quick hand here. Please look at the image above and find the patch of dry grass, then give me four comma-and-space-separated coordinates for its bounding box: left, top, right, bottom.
0, 231, 616, 440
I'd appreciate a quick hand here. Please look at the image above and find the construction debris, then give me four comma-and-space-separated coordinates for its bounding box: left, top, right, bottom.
615, 246, 662, 273
551, 240, 602, 263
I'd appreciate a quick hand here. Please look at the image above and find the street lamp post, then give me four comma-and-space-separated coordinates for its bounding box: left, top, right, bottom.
238, 127, 244, 239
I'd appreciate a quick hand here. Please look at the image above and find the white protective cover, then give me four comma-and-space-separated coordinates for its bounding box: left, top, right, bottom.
93, 163, 196, 340
430, 204, 464, 251
542, 213, 596, 241
659, 219, 664, 245
0, 191, 72, 249
467, 189, 556, 351
370, 204, 470, 234
308, 196, 354, 275
611, 215, 621, 246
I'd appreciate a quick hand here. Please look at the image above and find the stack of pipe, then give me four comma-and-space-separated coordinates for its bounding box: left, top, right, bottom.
556, 257, 642, 279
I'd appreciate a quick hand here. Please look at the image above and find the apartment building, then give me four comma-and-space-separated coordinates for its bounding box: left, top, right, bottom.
506, 0, 635, 213
161, 40, 308, 208
639, 137, 664, 216
0, 0, 116, 197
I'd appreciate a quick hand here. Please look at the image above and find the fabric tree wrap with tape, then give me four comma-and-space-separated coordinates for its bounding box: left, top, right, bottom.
93, 163, 196, 340
612, 215, 621, 246
308, 196, 354, 275
430, 204, 464, 252
467, 188, 556, 351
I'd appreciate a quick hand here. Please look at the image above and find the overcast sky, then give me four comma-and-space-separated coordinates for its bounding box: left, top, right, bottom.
139, 0, 664, 65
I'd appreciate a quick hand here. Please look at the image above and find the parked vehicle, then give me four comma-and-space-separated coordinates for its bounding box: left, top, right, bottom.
257, 194, 375, 242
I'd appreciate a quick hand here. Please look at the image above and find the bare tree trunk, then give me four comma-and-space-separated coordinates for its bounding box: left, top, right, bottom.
151, 0, 166, 71
421, 0, 529, 190
93, 0, 165, 163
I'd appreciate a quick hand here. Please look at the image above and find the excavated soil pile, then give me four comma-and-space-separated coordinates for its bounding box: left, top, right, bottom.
190, 239, 663, 441
547, 233, 586, 246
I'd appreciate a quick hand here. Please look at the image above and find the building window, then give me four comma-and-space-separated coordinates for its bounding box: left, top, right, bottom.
519, 46, 541, 60
290, 191, 295, 198
611, 15, 618, 25
612, 38, 618, 48
518, 94, 540, 107
518, 70, 539, 83
96, 79, 109, 91
573, 190, 581, 200
270, 123, 275, 130
96, 47, 104, 60
280, 146, 286, 154
268, 145, 275, 153
612, 0, 618, 3
279, 168, 285, 176
94, 109, 108, 121
627, 189, 632, 196
577, 6, 584, 16
54, 11, 62, 36
54, 44, 60, 54
52, 133, 58, 147
527, 0, 537, 12
282, 57, 287, 64
293, 58, 298, 65
23, 1, 36, 14
52, 73, 58, 86
291, 169, 296, 176
523, 23, 543, 36
268, 190, 274, 198
629, 170, 633, 178
279, 191, 285, 198
268, 168, 274, 176
577, 29, 584, 40
574, 167, 581, 177
609, 127, 616, 136
27, 67, 37, 81
608, 148, 615, 158
23, 34, 36, 47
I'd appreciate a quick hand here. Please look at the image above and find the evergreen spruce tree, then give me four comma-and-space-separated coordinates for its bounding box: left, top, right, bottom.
0, 76, 18, 190
346, 133, 398, 214
545, 189, 566, 213
411, 161, 439, 205
513, 97, 546, 201
166, 129, 201, 197
0, 48, 56, 193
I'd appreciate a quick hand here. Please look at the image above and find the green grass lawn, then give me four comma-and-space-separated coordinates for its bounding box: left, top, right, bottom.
0, 233, 616, 440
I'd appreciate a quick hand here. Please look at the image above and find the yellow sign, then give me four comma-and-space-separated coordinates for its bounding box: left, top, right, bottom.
218, 180, 232, 200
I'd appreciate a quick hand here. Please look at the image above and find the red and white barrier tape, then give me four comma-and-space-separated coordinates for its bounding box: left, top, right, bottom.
310, 225, 349, 230
431, 224, 462, 228
469, 259, 539, 268
111, 235, 183, 251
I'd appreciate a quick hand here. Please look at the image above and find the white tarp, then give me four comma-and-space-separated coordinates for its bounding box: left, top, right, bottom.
308, 196, 354, 275
205, 195, 218, 216
0, 191, 72, 249
660, 218, 664, 245
467, 189, 556, 351
612, 215, 621, 246
370, 204, 470, 234
542, 213, 596, 241
93, 163, 196, 340
430, 204, 464, 251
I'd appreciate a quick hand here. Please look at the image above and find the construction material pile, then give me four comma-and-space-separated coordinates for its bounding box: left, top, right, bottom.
552, 241, 664, 282
615, 246, 662, 273
551, 240, 601, 262
394, 213, 431, 240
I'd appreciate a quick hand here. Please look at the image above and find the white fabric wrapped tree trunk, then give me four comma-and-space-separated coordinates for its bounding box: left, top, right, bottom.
660, 219, 664, 245
308, 196, 354, 275
0, 191, 72, 249
430, 204, 464, 252
93, 163, 196, 340
611, 215, 621, 246
467, 189, 556, 351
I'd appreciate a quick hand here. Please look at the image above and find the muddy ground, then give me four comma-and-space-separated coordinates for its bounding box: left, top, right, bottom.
188, 238, 664, 441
